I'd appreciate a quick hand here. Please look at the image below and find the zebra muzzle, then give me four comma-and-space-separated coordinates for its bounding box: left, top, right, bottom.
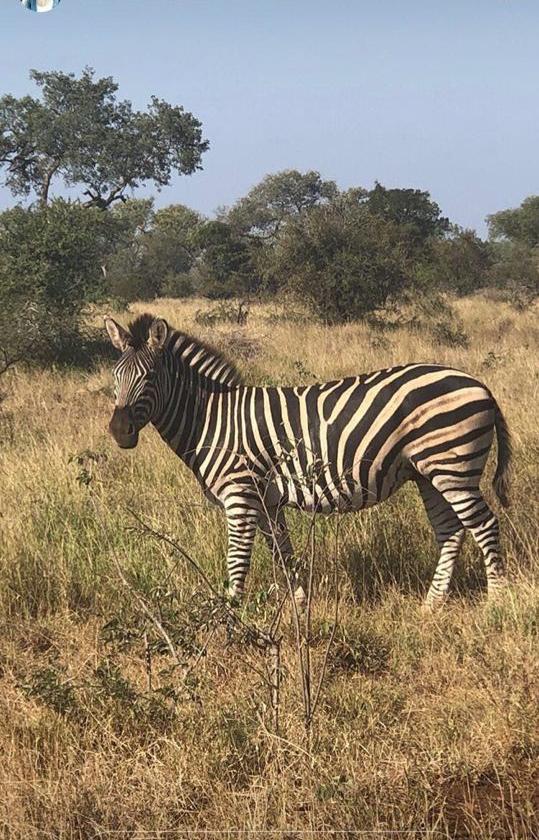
109, 407, 139, 449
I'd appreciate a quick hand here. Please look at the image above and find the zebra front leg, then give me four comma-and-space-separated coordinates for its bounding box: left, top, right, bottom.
258, 508, 306, 611
225, 509, 259, 602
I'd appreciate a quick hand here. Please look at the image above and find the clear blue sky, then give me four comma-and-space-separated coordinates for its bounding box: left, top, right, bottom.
1, 0, 538, 235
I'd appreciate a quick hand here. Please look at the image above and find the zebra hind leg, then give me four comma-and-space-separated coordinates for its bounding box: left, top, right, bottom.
435, 485, 508, 599
417, 478, 465, 608
258, 508, 306, 611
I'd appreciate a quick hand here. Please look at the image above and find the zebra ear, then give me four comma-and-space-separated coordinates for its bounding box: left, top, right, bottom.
104, 317, 131, 352
148, 318, 168, 351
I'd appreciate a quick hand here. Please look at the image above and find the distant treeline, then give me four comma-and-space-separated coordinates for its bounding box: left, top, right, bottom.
1, 69, 538, 366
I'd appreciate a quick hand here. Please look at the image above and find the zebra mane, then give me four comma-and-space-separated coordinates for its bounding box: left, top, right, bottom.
128, 312, 243, 386
127, 313, 156, 348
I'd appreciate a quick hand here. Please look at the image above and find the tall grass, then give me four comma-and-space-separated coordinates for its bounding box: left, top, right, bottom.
0, 296, 537, 838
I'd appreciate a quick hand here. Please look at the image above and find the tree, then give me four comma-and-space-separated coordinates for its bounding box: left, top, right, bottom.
226, 169, 338, 239
427, 228, 492, 295
272, 199, 411, 322
0, 68, 209, 208
487, 196, 539, 248
488, 241, 539, 304
101, 199, 156, 301
107, 197, 155, 271
0, 200, 125, 362
105, 203, 203, 302
192, 221, 258, 299
141, 204, 203, 296
144, 204, 203, 276
365, 182, 449, 249
0, 200, 122, 306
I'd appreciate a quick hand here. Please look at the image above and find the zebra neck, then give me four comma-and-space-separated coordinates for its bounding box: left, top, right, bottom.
152, 330, 241, 476
164, 330, 241, 387
152, 352, 231, 477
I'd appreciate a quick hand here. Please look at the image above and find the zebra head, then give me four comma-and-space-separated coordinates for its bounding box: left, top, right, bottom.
104, 315, 168, 449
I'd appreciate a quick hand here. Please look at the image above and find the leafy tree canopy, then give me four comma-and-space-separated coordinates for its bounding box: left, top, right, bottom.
136, 204, 203, 293
0, 199, 123, 308
273, 200, 411, 322
488, 241, 539, 303
192, 220, 258, 298
226, 169, 338, 239
105, 203, 204, 302
111, 198, 155, 239
0, 199, 127, 364
487, 195, 539, 248
426, 227, 492, 295
0, 68, 209, 208
365, 182, 450, 247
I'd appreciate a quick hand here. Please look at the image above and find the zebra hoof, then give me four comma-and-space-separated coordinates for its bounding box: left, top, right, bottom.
487, 579, 509, 601
227, 586, 243, 607
293, 586, 307, 613
422, 594, 448, 612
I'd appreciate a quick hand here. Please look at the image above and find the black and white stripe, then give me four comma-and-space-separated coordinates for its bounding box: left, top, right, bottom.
105, 314, 511, 607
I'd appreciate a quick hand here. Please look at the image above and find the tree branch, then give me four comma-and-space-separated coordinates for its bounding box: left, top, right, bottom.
0, 348, 20, 378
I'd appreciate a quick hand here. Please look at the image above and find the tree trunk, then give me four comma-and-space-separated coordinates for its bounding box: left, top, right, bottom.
39, 163, 59, 207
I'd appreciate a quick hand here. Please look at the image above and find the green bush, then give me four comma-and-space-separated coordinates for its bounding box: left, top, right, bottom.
161, 271, 193, 298
0, 200, 125, 365
106, 271, 158, 304
426, 228, 492, 295
488, 241, 539, 306
271, 199, 412, 322
192, 221, 259, 299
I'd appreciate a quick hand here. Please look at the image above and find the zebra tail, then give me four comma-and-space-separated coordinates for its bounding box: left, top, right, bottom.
492, 400, 512, 508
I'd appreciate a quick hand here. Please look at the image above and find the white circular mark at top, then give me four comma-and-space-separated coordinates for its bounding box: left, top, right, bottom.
21, 0, 61, 12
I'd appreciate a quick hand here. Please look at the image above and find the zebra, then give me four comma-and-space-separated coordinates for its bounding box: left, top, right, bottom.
105, 312, 511, 608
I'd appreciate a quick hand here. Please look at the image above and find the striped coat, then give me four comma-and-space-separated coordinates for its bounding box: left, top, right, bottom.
105, 313, 510, 607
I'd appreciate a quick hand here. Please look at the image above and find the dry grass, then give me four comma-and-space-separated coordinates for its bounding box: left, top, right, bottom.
0, 296, 537, 839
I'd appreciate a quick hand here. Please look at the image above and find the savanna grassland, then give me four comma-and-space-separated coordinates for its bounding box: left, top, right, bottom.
0, 296, 538, 839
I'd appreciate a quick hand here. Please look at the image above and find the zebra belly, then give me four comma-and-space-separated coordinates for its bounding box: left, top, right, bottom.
273, 463, 411, 515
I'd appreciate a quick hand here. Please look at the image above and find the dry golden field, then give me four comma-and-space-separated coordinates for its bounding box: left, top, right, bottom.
0, 296, 537, 839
